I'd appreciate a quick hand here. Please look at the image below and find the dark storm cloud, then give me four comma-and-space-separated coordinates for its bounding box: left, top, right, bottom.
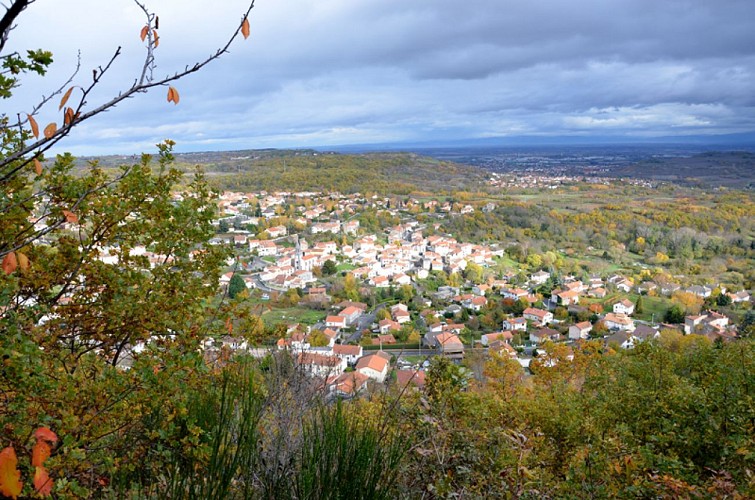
6, 0, 755, 153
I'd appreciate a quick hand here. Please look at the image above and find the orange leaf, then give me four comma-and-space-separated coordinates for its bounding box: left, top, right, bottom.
58, 86, 74, 111
167, 86, 180, 105
34, 158, 43, 175
31, 442, 51, 467
43, 122, 57, 139
33, 466, 53, 496
153, 29, 159, 48
0, 447, 23, 500
27, 114, 39, 138
225, 317, 233, 334
2, 252, 17, 275
16, 252, 29, 271
241, 18, 250, 39
64, 107, 75, 126
34, 427, 58, 445
62, 210, 79, 224
140, 25, 149, 42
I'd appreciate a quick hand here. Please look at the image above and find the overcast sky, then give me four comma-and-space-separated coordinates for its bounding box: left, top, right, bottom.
6, 0, 755, 155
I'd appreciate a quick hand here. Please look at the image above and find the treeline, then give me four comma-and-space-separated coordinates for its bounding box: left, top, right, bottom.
199, 153, 486, 194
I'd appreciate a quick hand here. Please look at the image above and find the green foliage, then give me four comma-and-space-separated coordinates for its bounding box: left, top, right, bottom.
228, 273, 246, 299
321, 259, 337, 276
665, 304, 686, 323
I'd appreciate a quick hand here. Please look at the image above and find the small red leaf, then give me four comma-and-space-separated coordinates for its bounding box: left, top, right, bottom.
241, 18, 250, 39
31, 442, 51, 468
62, 210, 79, 224
34, 427, 58, 444
140, 25, 149, 42
28, 114, 39, 138
2, 253, 17, 275
167, 86, 180, 105
33, 466, 53, 496
63, 107, 75, 126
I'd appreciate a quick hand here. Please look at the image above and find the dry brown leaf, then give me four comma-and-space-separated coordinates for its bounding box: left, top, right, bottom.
153, 29, 159, 48
58, 87, 74, 111
62, 210, 79, 224
27, 114, 39, 138
140, 25, 149, 42
241, 18, 250, 39
16, 252, 29, 271
64, 107, 75, 126
2, 253, 17, 275
167, 86, 180, 105
43, 123, 57, 139
33, 158, 42, 175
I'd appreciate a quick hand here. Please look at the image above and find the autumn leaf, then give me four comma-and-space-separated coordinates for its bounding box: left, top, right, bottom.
225, 317, 233, 334
140, 25, 149, 41
27, 114, 39, 138
34, 427, 58, 445
33, 466, 53, 496
64, 107, 75, 126
0, 447, 22, 500
2, 252, 17, 275
16, 252, 29, 271
43, 122, 57, 139
58, 86, 74, 110
62, 210, 79, 224
31, 442, 51, 468
241, 18, 250, 39
34, 158, 43, 175
167, 86, 180, 105
153, 29, 159, 48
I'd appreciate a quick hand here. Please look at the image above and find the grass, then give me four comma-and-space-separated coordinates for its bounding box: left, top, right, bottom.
262, 307, 325, 327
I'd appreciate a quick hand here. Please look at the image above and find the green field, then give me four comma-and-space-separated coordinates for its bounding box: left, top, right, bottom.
262, 307, 325, 327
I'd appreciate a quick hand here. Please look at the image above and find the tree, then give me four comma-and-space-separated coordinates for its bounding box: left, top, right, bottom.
308, 329, 329, 347
635, 295, 644, 314
664, 304, 686, 324
0, 2, 256, 494
228, 273, 246, 299
321, 259, 338, 276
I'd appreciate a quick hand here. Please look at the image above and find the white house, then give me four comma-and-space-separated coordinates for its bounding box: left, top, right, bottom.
568, 321, 593, 340
503, 317, 527, 331
355, 353, 390, 383
613, 299, 635, 316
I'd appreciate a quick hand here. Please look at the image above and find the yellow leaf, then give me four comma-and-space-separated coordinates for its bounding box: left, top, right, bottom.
2, 252, 17, 275
167, 86, 180, 105
140, 25, 149, 42
27, 114, 39, 138
16, 252, 29, 271
0, 447, 23, 500
34, 158, 43, 175
62, 210, 79, 224
241, 18, 250, 39
58, 86, 74, 111
43, 122, 57, 139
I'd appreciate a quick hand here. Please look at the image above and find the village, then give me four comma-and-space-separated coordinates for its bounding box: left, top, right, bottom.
185, 188, 751, 398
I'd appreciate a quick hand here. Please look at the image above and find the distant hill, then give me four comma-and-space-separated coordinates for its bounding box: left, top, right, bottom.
612, 151, 755, 188
75, 149, 487, 194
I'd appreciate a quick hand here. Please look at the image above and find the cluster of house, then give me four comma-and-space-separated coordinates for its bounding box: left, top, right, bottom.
274, 325, 424, 398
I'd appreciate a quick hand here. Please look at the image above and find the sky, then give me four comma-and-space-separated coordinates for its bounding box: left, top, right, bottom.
6, 0, 755, 155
